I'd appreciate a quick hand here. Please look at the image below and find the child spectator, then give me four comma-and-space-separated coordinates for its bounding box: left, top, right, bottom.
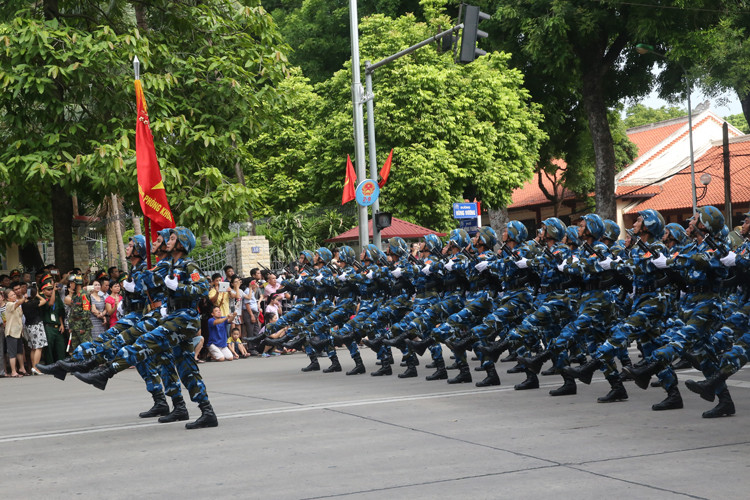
206, 305, 236, 361
227, 327, 250, 359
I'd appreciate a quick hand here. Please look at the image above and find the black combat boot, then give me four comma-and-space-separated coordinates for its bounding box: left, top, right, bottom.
500, 350, 517, 363
446, 360, 460, 370
549, 372, 577, 396
371, 358, 392, 376
597, 376, 628, 403
398, 356, 418, 378
447, 364, 472, 384
672, 358, 693, 370
405, 337, 434, 357
139, 392, 170, 418
425, 358, 448, 381
518, 350, 551, 375
475, 364, 500, 387
322, 354, 342, 373
185, 401, 218, 429
333, 332, 356, 348
452, 335, 478, 353
59, 357, 99, 374
563, 358, 602, 385
514, 370, 539, 390
540, 366, 561, 376
73, 364, 116, 390
301, 353, 320, 372
346, 353, 366, 375
685, 372, 729, 402
622, 361, 662, 390
477, 340, 510, 364
243, 332, 267, 344
263, 336, 287, 348
652, 385, 684, 411
283, 335, 306, 351
506, 363, 525, 374
702, 388, 735, 418
310, 337, 331, 351
619, 354, 633, 370
400, 356, 419, 367
35, 360, 70, 380
363, 337, 384, 351
158, 396, 190, 423
383, 333, 409, 350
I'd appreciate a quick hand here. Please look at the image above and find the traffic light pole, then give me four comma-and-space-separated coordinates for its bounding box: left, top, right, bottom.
349, 0, 369, 250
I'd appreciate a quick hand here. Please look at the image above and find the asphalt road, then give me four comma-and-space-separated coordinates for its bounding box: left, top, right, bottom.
3, 348, 749, 499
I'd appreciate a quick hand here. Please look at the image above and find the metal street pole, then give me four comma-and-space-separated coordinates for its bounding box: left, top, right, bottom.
349, 0, 369, 249
364, 61, 381, 248
684, 72, 698, 214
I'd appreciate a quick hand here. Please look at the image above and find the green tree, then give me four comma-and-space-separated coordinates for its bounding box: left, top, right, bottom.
724, 113, 749, 134
247, 9, 547, 231
623, 103, 685, 128
0, 0, 290, 268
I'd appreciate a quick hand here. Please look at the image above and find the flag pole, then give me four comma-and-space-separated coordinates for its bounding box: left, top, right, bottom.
133, 55, 152, 268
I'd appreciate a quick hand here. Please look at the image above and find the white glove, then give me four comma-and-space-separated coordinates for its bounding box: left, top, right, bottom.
421, 264, 432, 276
122, 279, 135, 293
445, 260, 455, 271
474, 261, 489, 272
337, 272, 348, 282
392, 267, 403, 278
571, 256, 579, 265
295, 276, 302, 285
160, 306, 167, 316
720, 251, 737, 267
557, 262, 566, 272
117, 300, 124, 316
314, 274, 323, 283
652, 254, 668, 269
514, 258, 529, 269
164, 275, 179, 291
599, 257, 612, 270
366, 270, 374, 280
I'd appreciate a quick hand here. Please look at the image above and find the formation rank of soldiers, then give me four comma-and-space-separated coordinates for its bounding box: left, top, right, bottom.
36, 206, 750, 426
254, 205, 750, 419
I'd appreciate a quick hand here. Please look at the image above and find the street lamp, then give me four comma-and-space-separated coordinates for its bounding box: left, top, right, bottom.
636, 43, 698, 214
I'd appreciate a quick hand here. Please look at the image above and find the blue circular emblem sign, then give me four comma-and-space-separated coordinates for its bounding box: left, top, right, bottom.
355, 180, 380, 207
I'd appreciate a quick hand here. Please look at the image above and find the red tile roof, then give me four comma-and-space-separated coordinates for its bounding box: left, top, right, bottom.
508, 160, 578, 209
614, 184, 663, 198
325, 217, 446, 243
626, 119, 687, 160
626, 138, 750, 213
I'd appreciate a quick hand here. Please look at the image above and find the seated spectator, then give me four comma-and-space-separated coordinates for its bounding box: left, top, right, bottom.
265, 293, 283, 319
206, 305, 236, 362
227, 327, 250, 359
259, 312, 293, 357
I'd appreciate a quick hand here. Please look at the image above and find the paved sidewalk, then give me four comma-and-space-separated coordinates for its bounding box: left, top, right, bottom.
2, 349, 748, 499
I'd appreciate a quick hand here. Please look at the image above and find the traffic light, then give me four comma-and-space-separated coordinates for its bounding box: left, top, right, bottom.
459, 4, 491, 64
374, 211, 392, 231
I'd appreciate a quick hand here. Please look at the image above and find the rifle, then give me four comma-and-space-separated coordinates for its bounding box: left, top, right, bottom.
500, 242, 521, 261
544, 246, 563, 264
695, 228, 729, 257
626, 229, 661, 259
582, 241, 606, 261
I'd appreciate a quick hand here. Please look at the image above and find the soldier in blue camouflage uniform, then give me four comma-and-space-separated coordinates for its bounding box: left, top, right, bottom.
622, 207, 732, 412
309, 246, 366, 375
521, 214, 625, 399
502, 218, 573, 391
431, 227, 499, 384
402, 230, 471, 380
685, 212, 750, 417
261, 250, 317, 337
75, 227, 217, 430
472, 222, 536, 387
383, 235, 448, 380
566, 209, 671, 404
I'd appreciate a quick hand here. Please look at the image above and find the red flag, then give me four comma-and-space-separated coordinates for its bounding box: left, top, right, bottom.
135, 80, 175, 241
378, 149, 393, 188
342, 155, 357, 205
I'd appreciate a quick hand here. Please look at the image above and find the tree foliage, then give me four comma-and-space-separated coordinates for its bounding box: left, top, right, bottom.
0, 0, 290, 262
623, 103, 685, 129
247, 9, 546, 231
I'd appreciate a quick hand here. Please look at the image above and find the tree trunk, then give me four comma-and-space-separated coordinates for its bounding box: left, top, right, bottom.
739, 91, 750, 131
111, 195, 129, 272
19, 243, 44, 272
201, 233, 213, 248
51, 185, 74, 271
105, 198, 119, 267
132, 215, 142, 235
581, 69, 617, 221
232, 140, 256, 235
487, 207, 508, 232
133, 2, 148, 31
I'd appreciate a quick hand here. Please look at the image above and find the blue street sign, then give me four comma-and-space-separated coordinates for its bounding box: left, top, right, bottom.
355, 180, 380, 207
459, 217, 479, 234
453, 202, 478, 219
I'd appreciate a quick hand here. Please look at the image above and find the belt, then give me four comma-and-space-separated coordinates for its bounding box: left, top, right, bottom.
685, 284, 714, 294
635, 285, 660, 294
539, 285, 561, 293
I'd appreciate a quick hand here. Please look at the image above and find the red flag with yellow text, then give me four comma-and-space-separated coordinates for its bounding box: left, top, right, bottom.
134, 80, 175, 240
341, 155, 357, 205
378, 148, 393, 188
